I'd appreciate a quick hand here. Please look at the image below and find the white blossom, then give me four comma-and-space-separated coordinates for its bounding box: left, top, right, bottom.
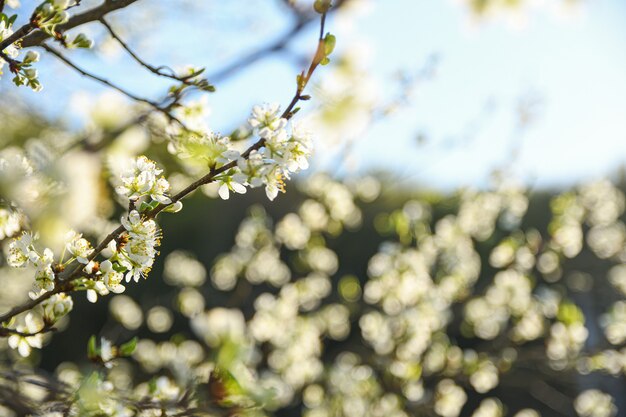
100, 259, 126, 294
115, 211, 161, 282
115, 156, 172, 204
7, 232, 35, 268
0, 208, 22, 240
42, 293, 73, 323
65, 230, 94, 264
7, 313, 43, 357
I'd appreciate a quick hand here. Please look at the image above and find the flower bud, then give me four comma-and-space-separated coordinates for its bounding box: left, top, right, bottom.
23, 50, 40, 64
23, 68, 38, 80
314, 0, 332, 14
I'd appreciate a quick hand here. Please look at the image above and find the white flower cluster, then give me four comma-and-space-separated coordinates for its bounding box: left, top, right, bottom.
36, 0, 73, 30
0, 20, 18, 77
0, 207, 22, 240
115, 156, 172, 204
163, 250, 207, 287
464, 269, 538, 340
35, 1, 91, 48
471, 398, 503, 417
7, 313, 43, 357
211, 209, 290, 290
434, 379, 467, 417
1, 1, 91, 91
9, 49, 42, 92
303, 353, 409, 417
302, 173, 362, 230
574, 389, 617, 417
229, 105, 312, 201
7, 232, 59, 297
42, 292, 73, 324
169, 103, 312, 202
80, 258, 125, 303
249, 279, 341, 389
106, 210, 161, 284
546, 320, 588, 363
457, 184, 528, 241
65, 230, 94, 264
168, 131, 239, 171
601, 301, 626, 345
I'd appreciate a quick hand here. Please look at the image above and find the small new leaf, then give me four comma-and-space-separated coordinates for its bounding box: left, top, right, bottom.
139, 200, 160, 213
163, 201, 183, 213
319, 33, 336, 66
324, 33, 336, 56
119, 337, 137, 356
87, 335, 97, 359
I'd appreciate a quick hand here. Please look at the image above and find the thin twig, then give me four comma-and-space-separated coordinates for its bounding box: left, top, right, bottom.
207, 0, 345, 83
208, 19, 307, 83
40, 43, 189, 129
99, 17, 203, 87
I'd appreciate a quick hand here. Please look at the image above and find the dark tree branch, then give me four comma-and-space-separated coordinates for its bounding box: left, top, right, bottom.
0, 49, 19, 72
19, 0, 141, 48
0, 283, 69, 324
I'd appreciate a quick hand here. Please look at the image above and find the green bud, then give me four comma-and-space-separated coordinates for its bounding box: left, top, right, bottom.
321, 33, 336, 66
314, 0, 332, 14
69, 33, 94, 49
23, 68, 38, 79
23, 50, 40, 64
324, 33, 336, 56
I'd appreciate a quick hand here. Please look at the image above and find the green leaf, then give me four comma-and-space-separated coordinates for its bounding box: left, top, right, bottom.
190, 67, 206, 76
139, 200, 160, 213
208, 366, 246, 407
87, 335, 97, 359
148, 378, 158, 394
119, 337, 137, 356
138, 201, 151, 212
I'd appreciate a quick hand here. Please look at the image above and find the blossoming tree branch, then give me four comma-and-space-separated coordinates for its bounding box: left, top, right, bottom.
1, 1, 624, 416
0, 0, 336, 351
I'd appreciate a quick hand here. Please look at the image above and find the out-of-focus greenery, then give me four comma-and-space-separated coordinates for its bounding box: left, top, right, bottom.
1, 101, 625, 416
1, 0, 623, 416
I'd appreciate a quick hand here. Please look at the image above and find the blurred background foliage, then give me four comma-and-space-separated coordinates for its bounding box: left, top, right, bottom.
1, 0, 626, 416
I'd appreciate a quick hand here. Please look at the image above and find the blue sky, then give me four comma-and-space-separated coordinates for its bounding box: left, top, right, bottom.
341, 0, 626, 189
5, 0, 626, 190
